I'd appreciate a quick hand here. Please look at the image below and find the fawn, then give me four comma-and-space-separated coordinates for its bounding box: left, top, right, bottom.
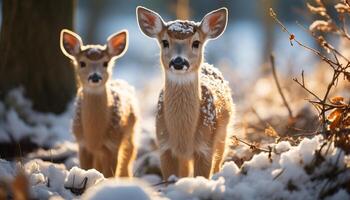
60, 29, 138, 178
137, 7, 234, 179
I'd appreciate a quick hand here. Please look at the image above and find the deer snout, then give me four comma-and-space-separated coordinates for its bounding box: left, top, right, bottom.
169, 57, 189, 71
88, 73, 102, 84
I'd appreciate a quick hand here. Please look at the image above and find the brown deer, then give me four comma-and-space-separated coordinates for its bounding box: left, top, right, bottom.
137, 7, 235, 179
60, 29, 138, 178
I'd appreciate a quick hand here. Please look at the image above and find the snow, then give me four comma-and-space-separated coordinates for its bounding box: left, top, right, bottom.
167, 21, 195, 34
27, 141, 78, 163
64, 166, 105, 195
24, 159, 72, 199
0, 159, 16, 180
0, 87, 349, 200
162, 136, 350, 200
81, 179, 161, 200
0, 87, 74, 147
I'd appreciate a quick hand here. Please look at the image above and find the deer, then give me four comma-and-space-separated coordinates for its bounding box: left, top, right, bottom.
60, 29, 138, 178
137, 6, 235, 179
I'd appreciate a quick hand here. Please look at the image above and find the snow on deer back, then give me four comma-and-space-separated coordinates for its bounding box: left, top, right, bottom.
200, 63, 233, 128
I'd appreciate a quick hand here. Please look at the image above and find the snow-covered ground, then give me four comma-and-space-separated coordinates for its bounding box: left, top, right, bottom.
0, 87, 349, 200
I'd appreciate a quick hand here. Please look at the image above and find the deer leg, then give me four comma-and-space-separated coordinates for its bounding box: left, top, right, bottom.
101, 149, 117, 178
178, 157, 190, 177
212, 140, 226, 174
116, 135, 136, 177
160, 149, 179, 180
92, 155, 103, 174
212, 114, 231, 174
193, 149, 214, 178
79, 146, 93, 170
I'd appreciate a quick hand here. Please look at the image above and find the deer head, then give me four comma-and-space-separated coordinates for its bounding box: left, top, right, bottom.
60, 29, 128, 91
137, 6, 227, 84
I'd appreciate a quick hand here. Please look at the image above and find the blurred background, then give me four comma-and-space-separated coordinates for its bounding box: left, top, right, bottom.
74, 0, 317, 87
0, 0, 334, 113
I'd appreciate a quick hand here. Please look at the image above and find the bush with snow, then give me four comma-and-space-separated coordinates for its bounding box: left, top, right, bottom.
163, 136, 350, 200
0, 88, 74, 147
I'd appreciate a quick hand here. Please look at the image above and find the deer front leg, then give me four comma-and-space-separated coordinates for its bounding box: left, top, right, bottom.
78, 146, 93, 170
160, 149, 179, 180
101, 150, 118, 178
92, 147, 118, 177
212, 112, 231, 174
212, 140, 225, 174
93, 155, 103, 174
178, 157, 190, 177
99, 137, 121, 178
193, 148, 214, 178
116, 135, 136, 177
116, 114, 137, 177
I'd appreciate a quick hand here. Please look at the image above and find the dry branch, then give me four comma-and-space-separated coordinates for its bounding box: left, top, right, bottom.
270, 54, 293, 118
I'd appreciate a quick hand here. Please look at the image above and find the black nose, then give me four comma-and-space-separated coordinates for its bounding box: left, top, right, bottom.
169, 57, 189, 70
88, 73, 102, 83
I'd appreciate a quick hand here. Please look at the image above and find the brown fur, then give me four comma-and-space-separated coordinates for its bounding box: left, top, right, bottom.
137, 6, 232, 179
156, 64, 234, 179
73, 81, 138, 178
60, 29, 138, 178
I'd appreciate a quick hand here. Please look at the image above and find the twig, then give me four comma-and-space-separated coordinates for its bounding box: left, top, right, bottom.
270, 54, 293, 118
293, 77, 322, 102
286, 126, 320, 137
273, 168, 285, 180
231, 136, 271, 153
152, 180, 177, 187
269, 8, 338, 66
296, 21, 350, 63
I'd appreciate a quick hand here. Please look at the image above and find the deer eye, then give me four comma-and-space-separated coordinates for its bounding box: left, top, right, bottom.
103, 62, 108, 67
79, 61, 86, 68
192, 40, 200, 49
162, 40, 169, 48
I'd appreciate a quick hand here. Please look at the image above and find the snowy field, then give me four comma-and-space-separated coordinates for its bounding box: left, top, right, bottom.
0, 83, 349, 199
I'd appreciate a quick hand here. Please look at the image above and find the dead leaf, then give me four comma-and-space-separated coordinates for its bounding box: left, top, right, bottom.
335, 3, 350, 14
309, 20, 337, 32
329, 115, 341, 131
330, 96, 345, 105
265, 125, 278, 137
307, 3, 327, 16
328, 108, 342, 121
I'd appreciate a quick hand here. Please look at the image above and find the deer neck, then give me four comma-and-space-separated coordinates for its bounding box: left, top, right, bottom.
163, 71, 201, 152
81, 86, 111, 149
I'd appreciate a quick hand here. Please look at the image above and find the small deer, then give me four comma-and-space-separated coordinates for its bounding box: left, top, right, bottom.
137, 7, 235, 179
60, 29, 138, 178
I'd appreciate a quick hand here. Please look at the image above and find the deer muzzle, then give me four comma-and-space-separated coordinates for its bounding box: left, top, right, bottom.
88, 73, 102, 84
169, 56, 190, 71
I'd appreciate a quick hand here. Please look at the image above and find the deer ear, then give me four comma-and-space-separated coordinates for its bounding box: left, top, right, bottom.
200, 8, 228, 40
107, 30, 128, 58
136, 6, 165, 38
60, 29, 82, 59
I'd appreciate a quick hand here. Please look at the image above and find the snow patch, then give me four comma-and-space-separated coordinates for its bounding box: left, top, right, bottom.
168, 21, 195, 34
82, 179, 162, 200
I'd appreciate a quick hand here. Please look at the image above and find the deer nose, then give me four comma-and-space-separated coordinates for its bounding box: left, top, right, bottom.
88, 73, 102, 83
169, 57, 189, 70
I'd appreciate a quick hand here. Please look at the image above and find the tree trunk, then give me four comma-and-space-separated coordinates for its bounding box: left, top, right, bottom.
0, 0, 77, 114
